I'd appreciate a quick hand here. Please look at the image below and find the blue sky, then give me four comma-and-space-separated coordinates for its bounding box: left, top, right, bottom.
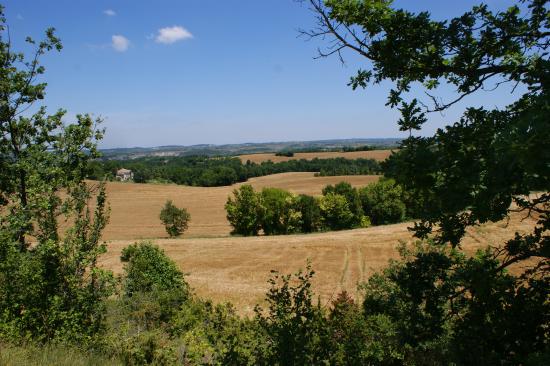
4, 0, 522, 148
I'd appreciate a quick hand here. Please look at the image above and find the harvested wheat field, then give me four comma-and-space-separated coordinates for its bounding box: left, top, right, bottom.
238, 149, 393, 164
98, 172, 380, 240
100, 212, 538, 316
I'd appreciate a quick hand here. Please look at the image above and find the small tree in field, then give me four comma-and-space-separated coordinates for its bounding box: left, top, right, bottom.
160, 200, 190, 237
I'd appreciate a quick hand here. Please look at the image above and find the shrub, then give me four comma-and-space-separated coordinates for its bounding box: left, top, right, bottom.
170, 300, 261, 365
254, 263, 331, 365
359, 178, 406, 225
327, 291, 400, 365
159, 200, 190, 237
120, 241, 189, 297
225, 185, 263, 236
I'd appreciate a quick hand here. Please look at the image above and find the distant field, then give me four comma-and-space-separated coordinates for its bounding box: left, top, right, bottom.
100, 212, 536, 315
238, 150, 394, 164
98, 172, 380, 240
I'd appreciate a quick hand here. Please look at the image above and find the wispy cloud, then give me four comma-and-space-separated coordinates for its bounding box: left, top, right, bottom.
155, 26, 193, 44
111, 35, 130, 52
16, 14, 24, 20
104, 9, 116, 16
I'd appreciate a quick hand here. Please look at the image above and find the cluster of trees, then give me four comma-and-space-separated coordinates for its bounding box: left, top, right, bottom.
88, 156, 381, 186
225, 179, 406, 236
274, 151, 294, 157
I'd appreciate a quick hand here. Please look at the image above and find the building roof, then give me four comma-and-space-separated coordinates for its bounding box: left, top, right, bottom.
116, 168, 132, 175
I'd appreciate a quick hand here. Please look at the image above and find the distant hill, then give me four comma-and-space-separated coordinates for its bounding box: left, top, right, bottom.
100, 138, 401, 160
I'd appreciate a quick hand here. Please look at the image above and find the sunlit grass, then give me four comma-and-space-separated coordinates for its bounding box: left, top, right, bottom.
0, 343, 121, 366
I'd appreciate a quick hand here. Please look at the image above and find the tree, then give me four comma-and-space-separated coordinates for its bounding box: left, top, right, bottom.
225, 184, 263, 236
295, 194, 322, 233
260, 187, 302, 235
322, 182, 364, 226
160, 200, 191, 237
359, 178, 405, 225
0, 7, 113, 342
304, 0, 549, 363
319, 192, 355, 230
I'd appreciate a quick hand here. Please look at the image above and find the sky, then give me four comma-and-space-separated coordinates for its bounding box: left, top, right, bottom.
4, 0, 523, 148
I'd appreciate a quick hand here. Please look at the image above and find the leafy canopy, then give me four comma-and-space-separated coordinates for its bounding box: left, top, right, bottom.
304, 0, 549, 363
159, 200, 191, 237
0, 6, 113, 343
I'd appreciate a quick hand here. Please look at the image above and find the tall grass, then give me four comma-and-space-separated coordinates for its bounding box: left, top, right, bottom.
0, 343, 121, 366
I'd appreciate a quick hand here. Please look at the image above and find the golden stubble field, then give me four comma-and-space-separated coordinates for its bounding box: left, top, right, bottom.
238, 149, 393, 164
95, 173, 537, 315
101, 214, 537, 315
98, 172, 380, 240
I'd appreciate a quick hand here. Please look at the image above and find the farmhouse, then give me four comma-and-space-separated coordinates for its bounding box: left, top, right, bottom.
116, 168, 134, 181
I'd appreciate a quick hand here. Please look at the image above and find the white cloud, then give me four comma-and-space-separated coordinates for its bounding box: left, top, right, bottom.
16, 14, 24, 20
155, 26, 193, 44
104, 9, 116, 16
111, 35, 129, 52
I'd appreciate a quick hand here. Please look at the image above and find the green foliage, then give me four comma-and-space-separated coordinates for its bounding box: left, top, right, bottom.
171, 300, 261, 365
327, 291, 404, 365
322, 181, 364, 226
359, 178, 406, 225
0, 8, 114, 344
360, 241, 550, 365
313, 0, 548, 110
159, 200, 190, 237
225, 183, 381, 236
260, 188, 302, 235
307, 1, 550, 363
120, 241, 189, 297
319, 192, 355, 230
225, 184, 264, 236
254, 263, 331, 365
0, 186, 116, 342
295, 194, 322, 233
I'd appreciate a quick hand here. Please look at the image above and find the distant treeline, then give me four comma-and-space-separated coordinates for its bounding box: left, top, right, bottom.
88, 156, 381, 187
276, 144, 393, 155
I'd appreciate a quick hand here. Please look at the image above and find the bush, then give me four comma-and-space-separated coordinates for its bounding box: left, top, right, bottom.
254, 263, 331, 365
159, 200, 190, 237
359, 178, 406, 225
225, 185, 264, 236
260, 188, 302, 235
0, 185, 115, 344
120, 241, 189, 297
